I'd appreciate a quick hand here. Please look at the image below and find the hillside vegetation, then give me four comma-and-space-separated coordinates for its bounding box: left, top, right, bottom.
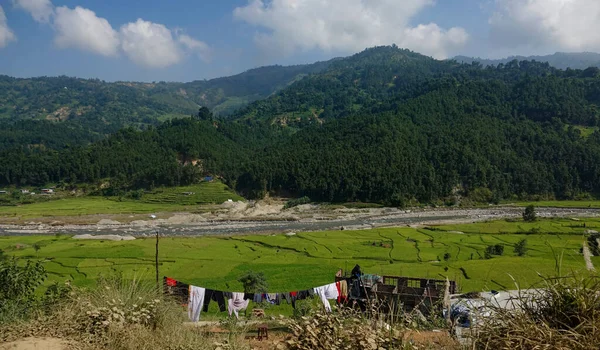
2, 46, 600, 205
0, 61, 331, 150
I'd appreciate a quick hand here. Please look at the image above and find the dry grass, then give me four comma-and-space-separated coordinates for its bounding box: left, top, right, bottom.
0, 275, 251, 350
473, 276, 600, 350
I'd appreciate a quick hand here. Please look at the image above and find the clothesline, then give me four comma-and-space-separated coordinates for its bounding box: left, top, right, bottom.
163, 276, 350, 321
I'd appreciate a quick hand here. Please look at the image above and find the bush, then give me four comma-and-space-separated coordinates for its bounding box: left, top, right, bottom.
286, 310, 404, 349
588, 233, 600, 256
514, 239, 528, 256
238, 270, 268, 294
523, 205, 537, 222
485, 244, 504, 257
284, 196, 311, 209
0, 258, 46, 323
51, 274, 214, 350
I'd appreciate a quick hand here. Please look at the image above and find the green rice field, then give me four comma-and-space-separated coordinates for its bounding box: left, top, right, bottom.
1, 218, 598, 295
0, 181, 242, 218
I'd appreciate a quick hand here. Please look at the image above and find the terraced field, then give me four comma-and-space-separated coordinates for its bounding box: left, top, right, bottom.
1, 218, 598, 294
0, 181, 241, 218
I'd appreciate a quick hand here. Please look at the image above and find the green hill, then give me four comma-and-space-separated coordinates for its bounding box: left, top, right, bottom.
0, 60, 332, 138
2, 46, 600, 205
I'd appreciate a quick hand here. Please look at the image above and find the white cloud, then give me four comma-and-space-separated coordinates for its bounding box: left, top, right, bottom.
54, 6, 120, 56
120, 19, 183, 68
11, 0, 210, 68
0, 6, 17, 48
178, 34, 212, 62
13, 0, 54, 23
490, 0, 600, 52
233, 0, 468, 59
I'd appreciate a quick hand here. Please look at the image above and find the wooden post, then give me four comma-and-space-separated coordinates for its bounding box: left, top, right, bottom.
155, 229, 160, 293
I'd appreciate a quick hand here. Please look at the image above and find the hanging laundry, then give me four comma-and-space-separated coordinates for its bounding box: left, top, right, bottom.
253, 294, 263, 303
290, 291, 298, 309
314, 283, 339, 312
203, 289, 226, 313
244, 293, 254, 301
188, 286, 206, 322
228, 292, 250, 319
336, 280, 348, 304
266, 293, 278, 304
164, 277, 189, 305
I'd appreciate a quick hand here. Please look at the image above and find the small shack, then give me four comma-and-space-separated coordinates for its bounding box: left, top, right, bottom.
336, 265, 457, 316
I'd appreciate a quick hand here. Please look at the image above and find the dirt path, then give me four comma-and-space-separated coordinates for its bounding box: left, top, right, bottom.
583, 242, 596, 272
0, 337, 72, 350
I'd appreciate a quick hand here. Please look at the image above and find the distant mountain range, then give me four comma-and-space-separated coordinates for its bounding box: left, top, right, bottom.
0, 59, 332, 133
454, 52, 600, 70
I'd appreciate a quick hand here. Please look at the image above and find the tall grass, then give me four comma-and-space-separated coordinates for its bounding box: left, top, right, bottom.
1, 274, 250, 350
474, 275, 600, 349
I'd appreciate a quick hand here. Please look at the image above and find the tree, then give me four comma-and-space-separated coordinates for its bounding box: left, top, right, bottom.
33, 243, 41, 257
523, 205, 537, 222
485, 244, 505, 259
196, 107, 213, 121
238, 271, 268, 294
514, 239, 528, 257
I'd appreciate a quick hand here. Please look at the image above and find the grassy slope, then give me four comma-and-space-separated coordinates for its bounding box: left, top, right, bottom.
1, 218, 597, 294
0, 182, 242, 218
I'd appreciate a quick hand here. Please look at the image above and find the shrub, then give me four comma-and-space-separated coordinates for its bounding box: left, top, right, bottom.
52, 274, 214, 350
0, 258, 46, 323
523, 205, 537, 222
588, 233, 600, 256
286, 311, 403, 350
238, 270, 268, 294
284, 196, 311, 209
514, 239, 528, 256
485, 244, 504, 257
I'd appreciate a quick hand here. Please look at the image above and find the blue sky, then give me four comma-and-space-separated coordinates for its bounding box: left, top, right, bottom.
1, 0, 599, 82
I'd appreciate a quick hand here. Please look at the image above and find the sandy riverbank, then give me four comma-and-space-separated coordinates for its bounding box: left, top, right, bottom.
1, 201, 599, 237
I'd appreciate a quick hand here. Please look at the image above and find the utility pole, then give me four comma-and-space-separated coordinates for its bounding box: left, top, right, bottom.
150, 214, 159, 294
155, 228, 159, 293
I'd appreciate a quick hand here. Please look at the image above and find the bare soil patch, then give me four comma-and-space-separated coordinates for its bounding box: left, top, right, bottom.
0, 337, 73, 350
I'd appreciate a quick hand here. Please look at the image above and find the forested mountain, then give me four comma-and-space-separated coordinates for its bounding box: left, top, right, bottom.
0, 60, 331, 132
2, 46, 600, 205
235, 47, 600, 128
454, 52, 600, 70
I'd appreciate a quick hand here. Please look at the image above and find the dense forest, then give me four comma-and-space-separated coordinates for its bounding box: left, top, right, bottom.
1, 46, 600, 205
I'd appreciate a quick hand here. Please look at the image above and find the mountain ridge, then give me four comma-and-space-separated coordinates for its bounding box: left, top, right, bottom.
454, 52, 600, 70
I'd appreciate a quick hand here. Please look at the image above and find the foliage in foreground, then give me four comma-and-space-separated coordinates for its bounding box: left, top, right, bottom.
285, 305, 458, 350
0, 274, 251, 350
474, 276, 600, 350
